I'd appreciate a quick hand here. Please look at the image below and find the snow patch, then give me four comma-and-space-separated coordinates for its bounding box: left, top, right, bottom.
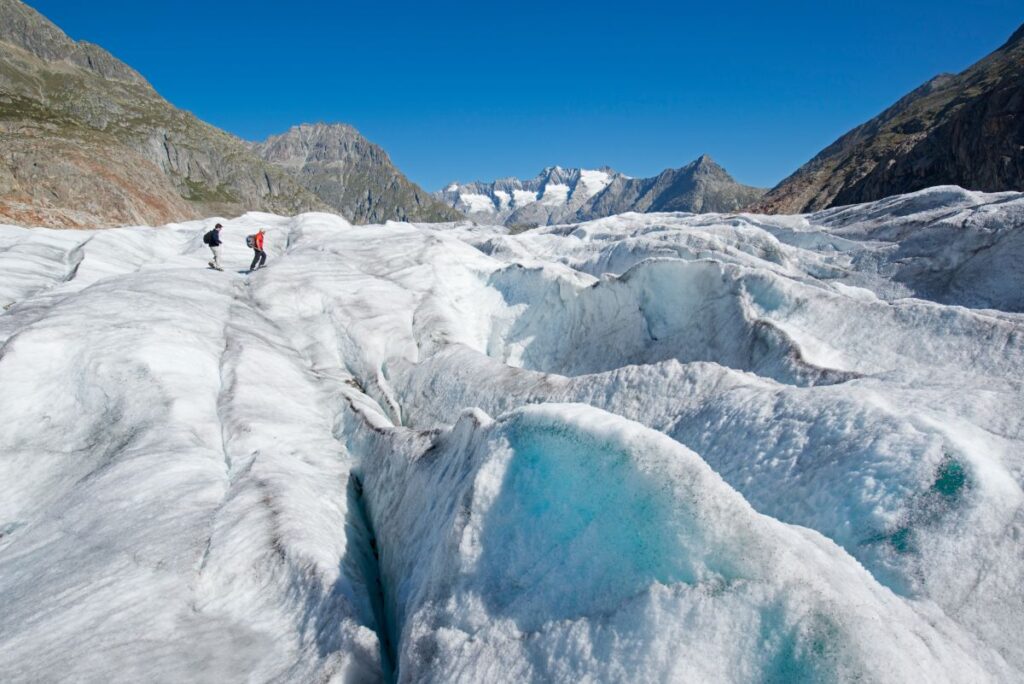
538, 182, 570, 206
578, 168, 612, 197
457, 193, 497, 214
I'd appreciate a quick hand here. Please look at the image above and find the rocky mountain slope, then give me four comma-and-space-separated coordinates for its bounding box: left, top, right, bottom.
438, 155, 764, 226
0, 0, 329, 227
0, 0, 460, 228
253, 123, 461, 224
754, 23, 1024, 214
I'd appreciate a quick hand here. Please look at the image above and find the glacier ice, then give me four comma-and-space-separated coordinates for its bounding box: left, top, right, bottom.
0, 186, 1022, 682
355, 404, 993, 682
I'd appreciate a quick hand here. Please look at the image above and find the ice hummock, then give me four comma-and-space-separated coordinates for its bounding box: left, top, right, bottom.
0, 186, 1022, 682
356, 403, 994, 682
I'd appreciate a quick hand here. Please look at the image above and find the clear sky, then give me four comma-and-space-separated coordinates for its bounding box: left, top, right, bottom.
28, 0, 1024, 191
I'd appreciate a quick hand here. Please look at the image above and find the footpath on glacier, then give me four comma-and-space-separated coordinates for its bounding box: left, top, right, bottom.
0, 185, 1022, 682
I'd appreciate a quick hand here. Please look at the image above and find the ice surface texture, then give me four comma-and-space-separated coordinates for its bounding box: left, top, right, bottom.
0, 185, 1022, 682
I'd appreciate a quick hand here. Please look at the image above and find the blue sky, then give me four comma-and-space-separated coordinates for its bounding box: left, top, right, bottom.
29, 0, 1024, 190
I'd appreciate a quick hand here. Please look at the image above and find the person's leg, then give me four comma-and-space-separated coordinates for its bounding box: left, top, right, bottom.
258, 250, 267, 268
250, 250, 260, 271
210, 246, 221, 268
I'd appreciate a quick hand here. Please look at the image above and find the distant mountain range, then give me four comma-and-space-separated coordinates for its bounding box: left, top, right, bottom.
755, 22, 1024, 213
2, 0, 1020, 228
0, 0, 456, 227
437, 155, 765, 227
436, 166, 622, 226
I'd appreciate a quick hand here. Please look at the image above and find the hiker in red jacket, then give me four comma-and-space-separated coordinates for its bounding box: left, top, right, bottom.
248, 229, 267, 272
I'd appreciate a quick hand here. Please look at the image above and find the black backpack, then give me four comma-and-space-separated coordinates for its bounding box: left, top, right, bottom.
203, 230, 215, 245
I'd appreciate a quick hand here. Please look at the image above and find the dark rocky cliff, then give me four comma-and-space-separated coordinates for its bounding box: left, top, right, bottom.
754, 23, 1024, 214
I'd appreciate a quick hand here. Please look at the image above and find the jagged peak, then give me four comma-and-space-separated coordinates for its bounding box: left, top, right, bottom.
252, 120, 402, 174
268, 122, 362, 141
651, 155, 731, 181
691, 153, 726, 170
257, 122, 379, 155
297, 121, 358, 133
445, 165, 626, 191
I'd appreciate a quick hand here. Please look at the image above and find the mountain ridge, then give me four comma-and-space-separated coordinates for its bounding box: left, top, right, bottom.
437, 155, 765, 226
0, 0, 149, 87
438, 165, 624, 226
752, 22, 1024, 213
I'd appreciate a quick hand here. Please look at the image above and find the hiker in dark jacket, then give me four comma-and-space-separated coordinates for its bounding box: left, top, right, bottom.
248, 229, 267, 272
203, 223, 224, 271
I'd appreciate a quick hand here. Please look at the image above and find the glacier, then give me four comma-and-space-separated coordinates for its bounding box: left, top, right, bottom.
0, 185, 1022, 682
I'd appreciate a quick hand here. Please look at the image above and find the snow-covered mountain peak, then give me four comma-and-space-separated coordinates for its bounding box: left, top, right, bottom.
434, 165, 629, 225
435, 156, 765, 226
